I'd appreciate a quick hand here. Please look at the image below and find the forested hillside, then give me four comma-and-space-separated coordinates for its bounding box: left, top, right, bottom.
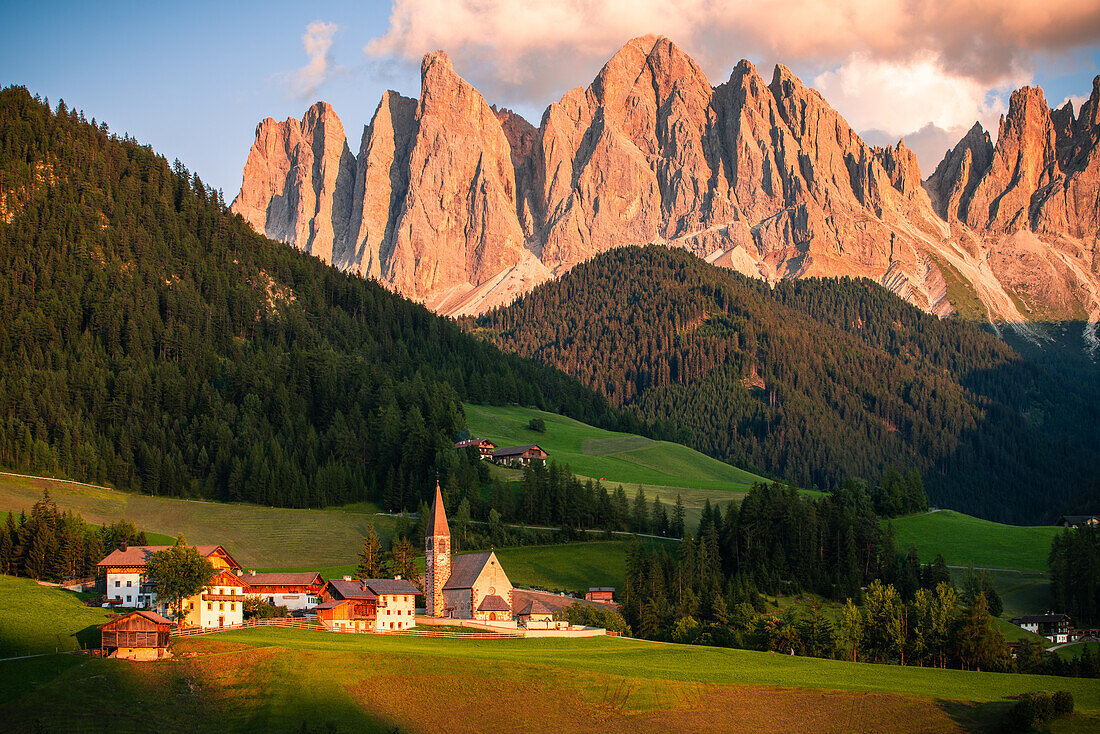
0, 87, 615, 510
475, 246, 1100, 522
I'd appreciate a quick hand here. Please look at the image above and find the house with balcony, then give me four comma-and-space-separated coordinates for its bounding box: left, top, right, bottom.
97, 542, 240, 613
317, 577, 419, 632
238, 571, 324, 610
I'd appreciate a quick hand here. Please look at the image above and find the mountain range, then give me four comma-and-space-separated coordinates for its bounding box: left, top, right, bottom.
232, 35, 1100, 354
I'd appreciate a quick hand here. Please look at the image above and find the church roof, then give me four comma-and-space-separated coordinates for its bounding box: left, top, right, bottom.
443, 552, 494, 590
429, 482, 450, 538
477, 594, 511, 612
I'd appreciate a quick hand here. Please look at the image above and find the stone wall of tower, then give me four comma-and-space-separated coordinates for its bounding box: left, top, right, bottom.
425, 532, 450, 617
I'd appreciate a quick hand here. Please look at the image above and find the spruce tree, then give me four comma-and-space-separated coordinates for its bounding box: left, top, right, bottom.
355, 523, 387, 578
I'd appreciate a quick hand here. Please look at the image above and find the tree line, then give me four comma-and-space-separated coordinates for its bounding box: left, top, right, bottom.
0, 490, 146, 580
1049, 525, 1100, 627
475, 245, 1100, 523
0, 86, 617, 513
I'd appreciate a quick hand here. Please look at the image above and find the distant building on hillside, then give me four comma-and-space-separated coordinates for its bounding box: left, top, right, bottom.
239, 571, 324, 610
454, 438, 497, 459
318, 577, 419, 632
491, 444, 547, 467
97, 543, 240, 615
1011, 613, 1072, 643
1059, 515, 1100, 528
585, 587, 615, 604
100, 610, 173, 660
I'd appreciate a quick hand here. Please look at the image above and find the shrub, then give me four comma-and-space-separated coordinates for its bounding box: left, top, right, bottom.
1003, 691, 1074, 733
1052, 690, 1074, 715
527, 417, 546, 433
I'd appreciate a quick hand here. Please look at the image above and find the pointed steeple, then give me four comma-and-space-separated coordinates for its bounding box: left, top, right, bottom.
429, 480, 450, 538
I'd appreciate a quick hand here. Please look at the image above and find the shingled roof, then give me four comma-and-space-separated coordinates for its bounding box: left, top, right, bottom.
443, 552, 494, 590
98, 545, 233, 569
363, 579, 420, 595
515, 599, 552, 616
492, 445, 543, 458
325, 579, 379, 601
477, 594, 511, 612
239, 572, 323, 587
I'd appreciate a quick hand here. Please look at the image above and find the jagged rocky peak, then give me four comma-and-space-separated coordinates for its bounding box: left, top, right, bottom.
924, 122, 994, 222
231, 100, 354, 263
232, 37, 1100, 330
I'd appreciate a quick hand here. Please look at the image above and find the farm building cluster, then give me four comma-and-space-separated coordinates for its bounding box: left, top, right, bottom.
93, 482, 614, 659
453, 438, 548, 467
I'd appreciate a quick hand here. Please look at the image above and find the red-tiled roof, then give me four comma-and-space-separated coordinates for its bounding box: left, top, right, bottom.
98, 545, 235, 569
477, 594, 511, 612
443, 552, 494, 590
239, 572, 323, 587
429, 482, 450, 538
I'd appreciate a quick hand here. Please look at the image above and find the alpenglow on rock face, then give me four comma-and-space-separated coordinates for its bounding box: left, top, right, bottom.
233, 36, 1100, 343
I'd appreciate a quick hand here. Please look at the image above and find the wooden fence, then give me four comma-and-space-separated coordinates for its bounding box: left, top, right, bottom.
169, 617, 524, 639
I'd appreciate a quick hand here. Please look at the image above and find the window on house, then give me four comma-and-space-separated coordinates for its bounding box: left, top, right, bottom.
230, 603, 235, 611
114, 580, 120, 587
207, 602, 212, 611
126, 596, 131, 603
219, 602, 224, 611
126, 580, 132, 587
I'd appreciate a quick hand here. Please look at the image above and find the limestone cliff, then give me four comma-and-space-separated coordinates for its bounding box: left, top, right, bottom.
232, 37, 1100, 345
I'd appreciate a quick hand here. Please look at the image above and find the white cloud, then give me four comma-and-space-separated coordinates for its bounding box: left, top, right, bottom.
286, 21, 342, 100
1062, 94, 1088, 114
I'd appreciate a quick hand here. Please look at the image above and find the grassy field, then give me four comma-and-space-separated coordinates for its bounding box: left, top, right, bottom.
464, 404, 780, 525
1054, 641, 1099, 661
0, 576, 112, 658
3, 579, 1099, 733
0, 472, 398, 569
891, 510, 1061, 572
465, 404, 766, 493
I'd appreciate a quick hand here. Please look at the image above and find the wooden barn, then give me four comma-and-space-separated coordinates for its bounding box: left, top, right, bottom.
100, 611, 173, 660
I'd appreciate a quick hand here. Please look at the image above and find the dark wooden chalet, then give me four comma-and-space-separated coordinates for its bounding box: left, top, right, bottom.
454, 438, 497, 459
100, 611, 173, 660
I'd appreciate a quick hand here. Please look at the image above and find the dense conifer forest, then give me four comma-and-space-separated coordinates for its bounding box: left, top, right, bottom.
475, 246, 1100, 523
0, 87, 615, 510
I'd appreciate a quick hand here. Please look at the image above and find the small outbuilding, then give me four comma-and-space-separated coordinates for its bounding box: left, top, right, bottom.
100, 611, 173, 660
585, 587, 615, 604
515, 599, 555, 628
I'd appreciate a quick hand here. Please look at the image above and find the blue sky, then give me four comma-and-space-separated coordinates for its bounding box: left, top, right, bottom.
3, 1, 1099, 196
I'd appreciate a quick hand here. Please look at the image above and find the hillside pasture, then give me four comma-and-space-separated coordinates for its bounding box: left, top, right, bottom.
0, 472, 397, 569
891, 510, 1061, 572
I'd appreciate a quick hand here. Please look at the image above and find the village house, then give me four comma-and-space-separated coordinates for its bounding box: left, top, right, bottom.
454, 438, 496, 459
238, 571, 324, 610
99, 610, 173, 660
317, 577, 419, 632
491, 444, 548, 467
1011, 613, 1073, 643
585, 587, 615, 604
426, 483, 515, 622
176, 568, 247, 628
97, 542, 240, 612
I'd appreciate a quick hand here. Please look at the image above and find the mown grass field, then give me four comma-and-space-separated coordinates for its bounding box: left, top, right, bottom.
2, 581, 1099, 734
0, 576, 111, 658
0, 473, 663, 594
464, 404, 766, 493
891, 510, 1061, 572
0, 472, 398, 569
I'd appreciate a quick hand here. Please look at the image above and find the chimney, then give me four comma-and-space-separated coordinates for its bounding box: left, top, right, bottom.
342, 575, 352, 582
119, 540, 127, 552
395, 575, 401, 580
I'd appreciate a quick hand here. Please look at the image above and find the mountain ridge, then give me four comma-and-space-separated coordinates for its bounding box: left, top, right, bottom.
233, 36, 1100, 350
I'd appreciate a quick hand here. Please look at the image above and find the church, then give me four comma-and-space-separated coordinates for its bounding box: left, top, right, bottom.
425, 483, 514, 622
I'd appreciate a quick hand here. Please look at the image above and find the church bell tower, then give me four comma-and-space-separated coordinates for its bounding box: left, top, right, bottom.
425, 481, 451, 617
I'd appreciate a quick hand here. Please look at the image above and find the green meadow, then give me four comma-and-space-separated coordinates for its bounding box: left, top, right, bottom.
2, 578, 1099, 733
891, 509, 1061, 572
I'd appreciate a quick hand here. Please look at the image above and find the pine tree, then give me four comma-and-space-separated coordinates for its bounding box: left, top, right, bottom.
355, 523, 387, 578
671, 494, 685, 538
